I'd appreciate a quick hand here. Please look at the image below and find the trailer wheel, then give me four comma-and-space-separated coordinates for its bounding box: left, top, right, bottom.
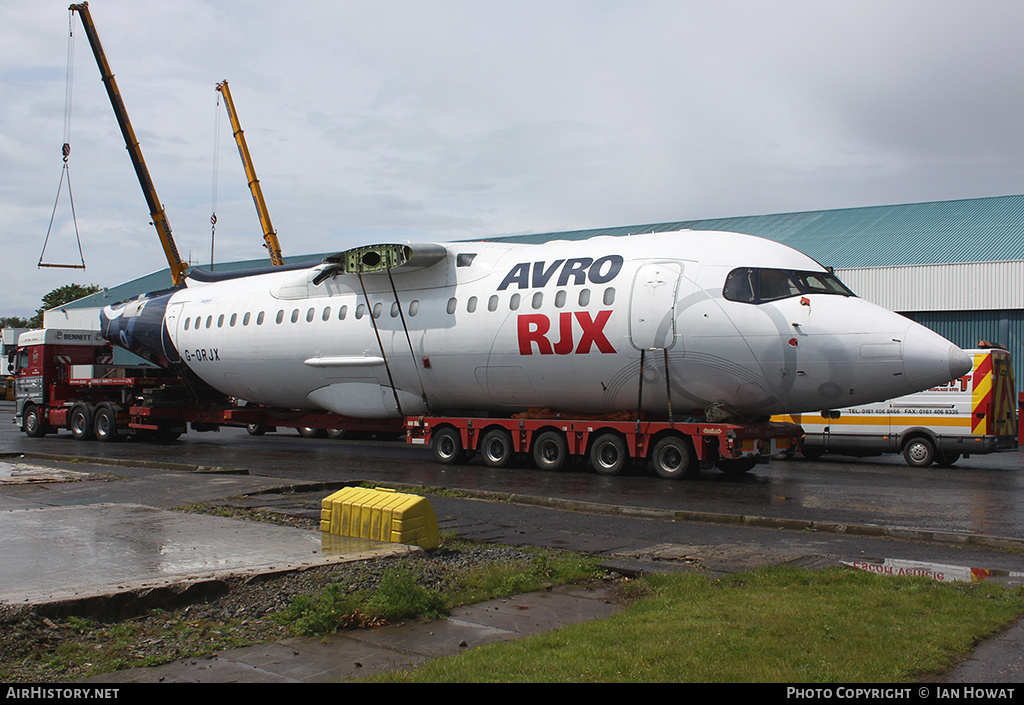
22, 404, 48, 438
651, 436, 696, 479
92, 404, 121, 443
532, 430, 569, 472
590, 433, 628, 476
297, 427, 326, 438
903, 437, 935, 467
70, 404, 93, 441
326, 428, 348, 439
481, 429, 514, 468
431, 426, 468, 465
246, 424, 268, 436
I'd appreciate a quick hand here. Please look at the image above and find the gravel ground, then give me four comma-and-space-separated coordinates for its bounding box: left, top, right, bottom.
0, 508, 619, 683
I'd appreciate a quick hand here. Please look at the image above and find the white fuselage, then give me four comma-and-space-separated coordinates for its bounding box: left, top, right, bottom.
103, 230, 971, 420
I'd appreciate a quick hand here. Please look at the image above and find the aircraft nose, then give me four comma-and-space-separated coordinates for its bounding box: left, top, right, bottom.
902, 323, 973, 391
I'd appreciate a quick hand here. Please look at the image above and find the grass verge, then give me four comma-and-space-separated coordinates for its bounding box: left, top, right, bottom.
367, 564, 1024, 683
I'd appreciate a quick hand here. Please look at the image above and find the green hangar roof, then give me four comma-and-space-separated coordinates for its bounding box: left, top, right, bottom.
494, 194, 1024, 270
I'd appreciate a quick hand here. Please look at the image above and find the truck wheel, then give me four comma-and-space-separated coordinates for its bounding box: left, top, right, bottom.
481, 429, 514, 468
590, 433, 628, 476
92, 404, 121, 443
70, 404, 93, 441
903, 437, 936, 467
431, 426, 468, 465
532, 430, 569, 472
651, 436, 696, 479
22, 404, 48, 438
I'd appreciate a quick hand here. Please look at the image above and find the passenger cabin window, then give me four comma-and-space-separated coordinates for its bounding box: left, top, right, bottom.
723, 267, 855, 304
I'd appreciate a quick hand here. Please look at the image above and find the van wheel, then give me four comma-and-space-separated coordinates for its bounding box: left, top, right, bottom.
800, 446, 824, 460
903, 437, 935, 467
481, 429, 514, 468
590, 433, 628, 476
70, 404, 93, 441
717, 457, 758, 475
532, 430, 569, 472
935, 451, 960, 467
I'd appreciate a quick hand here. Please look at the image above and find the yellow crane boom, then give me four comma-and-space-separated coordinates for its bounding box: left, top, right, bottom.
215, 80, 284, 267
69, 2, 189, 286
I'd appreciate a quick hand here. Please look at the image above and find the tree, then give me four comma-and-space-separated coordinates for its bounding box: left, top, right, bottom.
0, 316, 30, 329
29, 284, 102, 328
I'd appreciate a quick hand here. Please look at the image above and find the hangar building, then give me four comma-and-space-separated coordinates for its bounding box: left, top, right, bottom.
47, 193, 1024, 383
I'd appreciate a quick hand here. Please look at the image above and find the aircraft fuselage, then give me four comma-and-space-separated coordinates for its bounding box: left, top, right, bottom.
101, 230, 972, 421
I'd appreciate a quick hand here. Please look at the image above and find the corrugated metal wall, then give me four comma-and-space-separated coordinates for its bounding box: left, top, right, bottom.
837, 261, 1024, 312
903, 310, 1023, 385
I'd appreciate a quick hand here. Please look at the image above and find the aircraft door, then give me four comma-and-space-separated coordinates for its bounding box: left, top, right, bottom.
629, 262, 682, 350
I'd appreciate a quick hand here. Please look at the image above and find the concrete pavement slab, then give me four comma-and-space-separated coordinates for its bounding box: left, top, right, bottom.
81, 585, 622, 683
0, 503, 418, 613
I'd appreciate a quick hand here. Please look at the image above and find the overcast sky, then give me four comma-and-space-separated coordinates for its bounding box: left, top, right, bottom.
3, 0, 1024, 318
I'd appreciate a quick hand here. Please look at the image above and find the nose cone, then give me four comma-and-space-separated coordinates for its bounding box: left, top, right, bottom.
902, 323, 973, 393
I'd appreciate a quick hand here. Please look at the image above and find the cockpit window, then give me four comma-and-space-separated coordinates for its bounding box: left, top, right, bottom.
723, 267, 855, 304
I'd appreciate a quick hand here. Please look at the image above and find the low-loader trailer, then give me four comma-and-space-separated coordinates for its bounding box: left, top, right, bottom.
12, 328, 802, 478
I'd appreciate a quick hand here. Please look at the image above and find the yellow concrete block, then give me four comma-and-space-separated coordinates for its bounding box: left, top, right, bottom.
320, 486, 439, 549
